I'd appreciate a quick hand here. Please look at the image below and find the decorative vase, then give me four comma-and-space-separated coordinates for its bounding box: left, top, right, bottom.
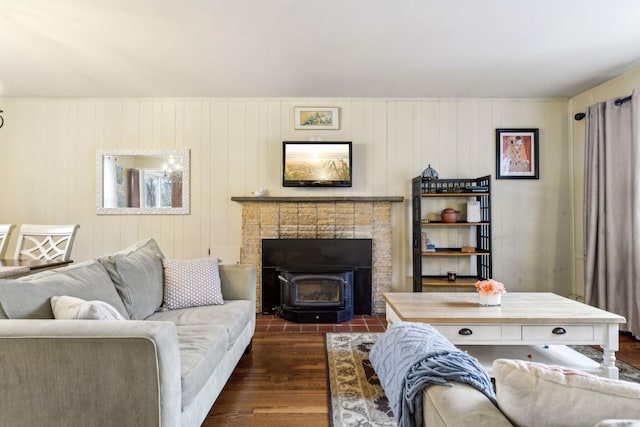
440, 208, 461, 223
479, 293, 502, 306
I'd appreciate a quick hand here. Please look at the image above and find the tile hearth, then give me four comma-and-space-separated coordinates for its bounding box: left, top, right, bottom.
256, 314, 387, 333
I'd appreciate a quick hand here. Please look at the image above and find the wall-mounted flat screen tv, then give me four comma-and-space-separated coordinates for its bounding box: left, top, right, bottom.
282, 141, 352, 187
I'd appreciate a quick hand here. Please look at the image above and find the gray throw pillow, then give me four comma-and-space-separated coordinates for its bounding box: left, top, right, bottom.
98, 238, 165, 319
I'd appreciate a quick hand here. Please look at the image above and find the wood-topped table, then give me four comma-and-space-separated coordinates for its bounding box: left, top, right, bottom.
0, 259, 73, 279
384, 292, 626, 379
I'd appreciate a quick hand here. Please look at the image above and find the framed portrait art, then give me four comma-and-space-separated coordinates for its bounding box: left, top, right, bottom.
294, 107, 340, 130
495, 128, 539, 179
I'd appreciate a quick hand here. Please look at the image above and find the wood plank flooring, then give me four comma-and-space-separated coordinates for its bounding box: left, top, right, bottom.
202, 332, 330, 427
618, 332, 640, 368
202, 320, 640, 427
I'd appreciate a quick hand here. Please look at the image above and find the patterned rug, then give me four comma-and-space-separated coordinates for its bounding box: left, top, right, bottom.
570, 345, 640, 383
326, 332, 394, 427
325, 332, 640, 427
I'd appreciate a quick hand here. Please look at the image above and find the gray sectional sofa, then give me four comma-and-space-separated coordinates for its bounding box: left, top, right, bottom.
0, 238, 256, 427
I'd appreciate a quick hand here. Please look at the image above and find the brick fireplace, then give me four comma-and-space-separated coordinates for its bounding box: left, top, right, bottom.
231, 196, 403, 314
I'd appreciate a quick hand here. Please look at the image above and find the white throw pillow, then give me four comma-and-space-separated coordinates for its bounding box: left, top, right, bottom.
162, 258, 224, 310
50, 295, 126, 320
493, 358, 640, 427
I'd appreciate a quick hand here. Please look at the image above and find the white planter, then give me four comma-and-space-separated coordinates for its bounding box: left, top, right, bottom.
479, 293, 502, 306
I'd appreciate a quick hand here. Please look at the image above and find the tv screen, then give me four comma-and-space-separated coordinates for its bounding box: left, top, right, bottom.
282, 141, 352, 187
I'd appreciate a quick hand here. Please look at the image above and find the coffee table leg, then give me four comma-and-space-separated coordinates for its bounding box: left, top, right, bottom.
601, 324, 620, 380
602, 349, 619, 379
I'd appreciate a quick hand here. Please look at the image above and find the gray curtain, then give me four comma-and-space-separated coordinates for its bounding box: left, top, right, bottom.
584, 89, 640, 337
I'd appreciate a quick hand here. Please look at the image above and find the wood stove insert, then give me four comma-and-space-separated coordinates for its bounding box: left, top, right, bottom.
262, 238, 373, 322
277, 270, 354, 323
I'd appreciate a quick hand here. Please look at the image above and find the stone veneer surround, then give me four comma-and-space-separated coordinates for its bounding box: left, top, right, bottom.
231, 196, 403, 314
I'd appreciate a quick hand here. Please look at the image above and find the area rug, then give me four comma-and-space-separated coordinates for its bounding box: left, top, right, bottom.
326, 332, 395, 427
570, 345, 640, 383
326, 332, 640, 427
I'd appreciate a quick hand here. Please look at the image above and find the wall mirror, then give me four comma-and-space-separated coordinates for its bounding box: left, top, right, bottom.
96, 149, 190, 215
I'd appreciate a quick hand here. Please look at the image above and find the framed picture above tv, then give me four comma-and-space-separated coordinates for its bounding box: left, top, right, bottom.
282, 141, 352, 187
293, 107, 340, 130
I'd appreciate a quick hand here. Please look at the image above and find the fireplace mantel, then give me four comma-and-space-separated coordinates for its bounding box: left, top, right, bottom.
231, 196, 403, 203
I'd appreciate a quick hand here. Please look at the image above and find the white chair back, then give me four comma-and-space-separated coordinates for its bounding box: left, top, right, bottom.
0, 224, 16, 258
14, 224, 80, 261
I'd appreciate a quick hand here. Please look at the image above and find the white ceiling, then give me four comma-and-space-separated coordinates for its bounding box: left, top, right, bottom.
2, 0, 640, 98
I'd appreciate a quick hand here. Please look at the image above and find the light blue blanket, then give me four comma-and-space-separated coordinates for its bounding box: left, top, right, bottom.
369, 322, 496, 427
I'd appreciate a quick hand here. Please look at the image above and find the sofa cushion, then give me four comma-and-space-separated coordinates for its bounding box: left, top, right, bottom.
147, 300, 252, 349
162, 258, 224, 310
175, 324, 229, 410
493, 358, 640, 427
0, 260, 129, 319
99, 238, 164, 320
51, 295, 126, 320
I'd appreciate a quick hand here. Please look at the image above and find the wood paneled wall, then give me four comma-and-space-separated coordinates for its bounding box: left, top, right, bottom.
0, 97, 571, 293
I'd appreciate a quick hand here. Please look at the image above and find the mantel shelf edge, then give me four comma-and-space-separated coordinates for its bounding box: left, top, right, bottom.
231, 196, 404, 203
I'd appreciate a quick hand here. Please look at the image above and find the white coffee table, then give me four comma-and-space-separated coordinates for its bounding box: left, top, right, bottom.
384, 292, 627, 379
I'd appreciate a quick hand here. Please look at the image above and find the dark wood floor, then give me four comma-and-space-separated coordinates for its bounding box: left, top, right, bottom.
618, 331, 640, 368
203, 332, 329, 427
203, 327, 640, 427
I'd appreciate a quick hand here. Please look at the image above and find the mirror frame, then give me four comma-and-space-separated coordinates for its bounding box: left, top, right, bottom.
96, 148, 190, 215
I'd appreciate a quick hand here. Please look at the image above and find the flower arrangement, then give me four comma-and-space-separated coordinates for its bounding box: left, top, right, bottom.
474, 279, 506, 295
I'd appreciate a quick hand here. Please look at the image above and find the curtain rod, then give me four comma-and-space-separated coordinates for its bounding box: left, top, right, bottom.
574, 95, 632, 121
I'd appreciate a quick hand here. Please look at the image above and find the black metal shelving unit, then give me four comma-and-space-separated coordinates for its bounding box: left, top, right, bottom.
412, 175, 492, 292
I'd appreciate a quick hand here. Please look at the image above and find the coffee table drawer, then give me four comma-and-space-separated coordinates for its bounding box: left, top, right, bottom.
522, 325, 594, 341
436, 325, 504, 341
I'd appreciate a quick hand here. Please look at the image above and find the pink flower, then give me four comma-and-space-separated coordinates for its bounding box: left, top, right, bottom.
474, 279, 506, 295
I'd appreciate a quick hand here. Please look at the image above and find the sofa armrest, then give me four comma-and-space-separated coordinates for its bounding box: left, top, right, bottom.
0, 319, 181, 427
219, 264, 256, 308
423, 383, 512, 427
